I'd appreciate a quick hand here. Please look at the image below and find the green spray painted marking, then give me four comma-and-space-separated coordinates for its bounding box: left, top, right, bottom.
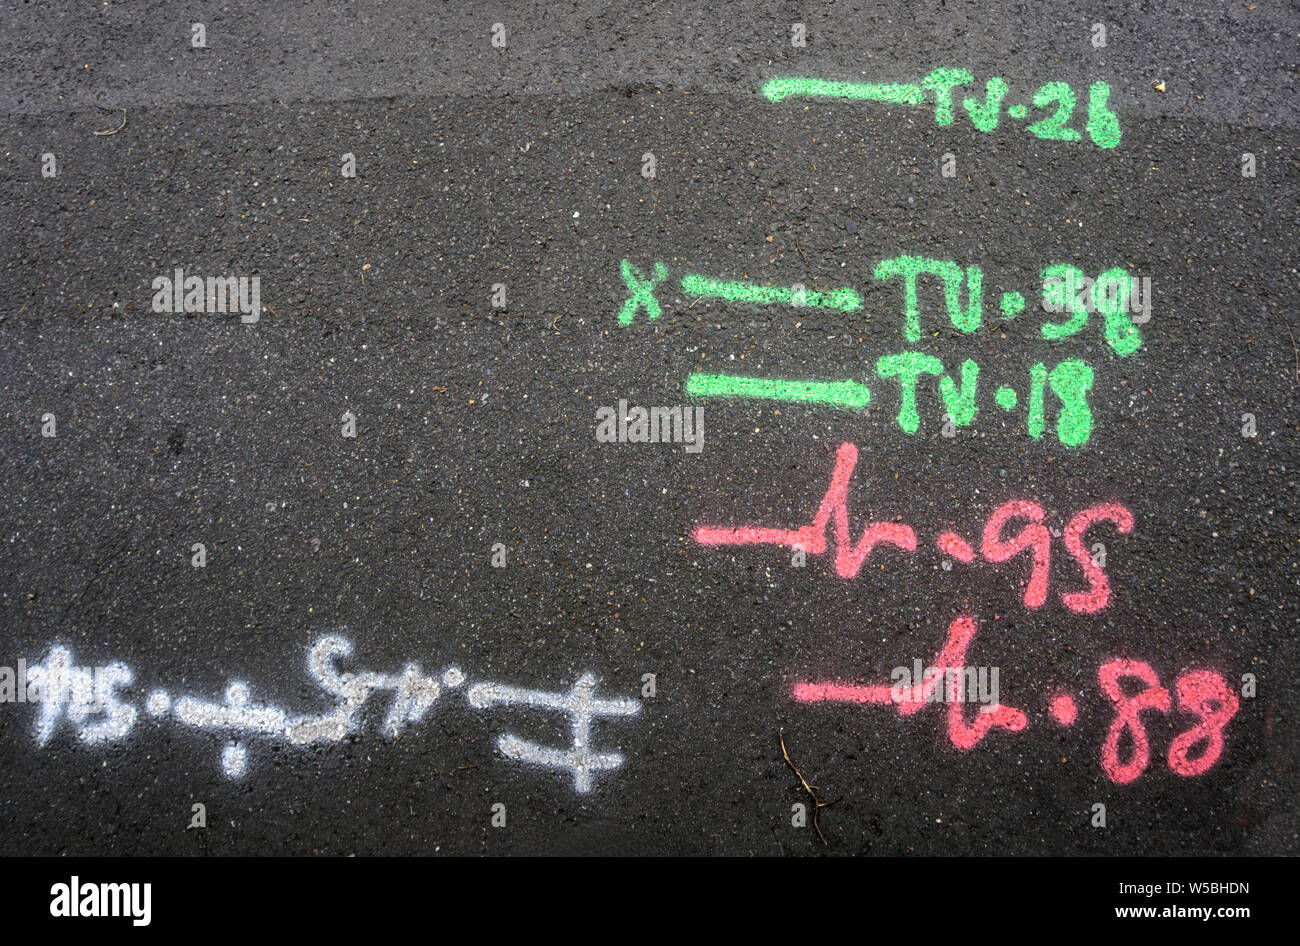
962, 77, 1009, 132
1040, 264, 1143, 356
1027, 360, 1093, 446
761, 76, 924, 106
1024, 80, 1121, 147
876, 351, 944, 433
680, 273, 862, 312
1027, 362, 1048, 440
764, 73, 1118, 148
685, 373, 871, 411
1040, 264, 1088, 340
618, 259, 669, 325
1086, 82, 1121, 149
1026, 81, 1082, 142
938, 358, 979, 427
873, 256, 982, 342
1049, 359, 1094, 447
1000, 291, 1025, 318
921, 68, 974, 125
685, 358, 1093, 444
1094, 267, 1142, 357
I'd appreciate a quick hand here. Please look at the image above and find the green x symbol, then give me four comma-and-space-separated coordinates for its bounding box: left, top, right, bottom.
617, 259, 669, 325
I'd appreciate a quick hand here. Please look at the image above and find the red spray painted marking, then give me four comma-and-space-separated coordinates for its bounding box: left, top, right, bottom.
800, 647, 1237, 782
794, 615, 1028, 750
1048, 693, 1078, 726
792, 681, 893, 704
981, 500, 1052, 608
1098, 659, 1171, 785
1098, 661, 1238, 783
696, 441, 1133, 612
936, 531, 976, 563
693, 442, 917, 577
1061, 503, 1134, 613
1167, 670, 1239, 777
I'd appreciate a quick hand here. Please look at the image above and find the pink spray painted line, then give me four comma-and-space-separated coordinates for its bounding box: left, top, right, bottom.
794, 615, 1028, 751
935, 531, 976, 563
693, 442, 916, 577
792, 681, 894, 705
981, 500, 1052, 608
695, 442, 1134, 612
1062, 503, 1134, 613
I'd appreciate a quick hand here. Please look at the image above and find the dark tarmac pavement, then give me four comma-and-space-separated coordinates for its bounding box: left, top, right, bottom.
0, 1, 1296, 855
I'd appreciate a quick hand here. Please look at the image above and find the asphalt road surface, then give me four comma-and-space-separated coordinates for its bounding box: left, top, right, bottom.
0, 0, 1296, 855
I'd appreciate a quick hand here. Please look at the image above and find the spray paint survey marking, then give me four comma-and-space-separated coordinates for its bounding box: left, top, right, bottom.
761, 76, 924, 106
468, 674, 640, 793
795, 616, 1028, 751
685, 373, 871, 410
762, 70, 1121, 148
686, 356, 1095, 446
793, 615, 1239, 784
615, 253, 1149, 446
681, 273, 863, 312
617, 258, 1148, 356
694, 442, 1134, 613
17, 638, 641, 794
617, 260, 863, 325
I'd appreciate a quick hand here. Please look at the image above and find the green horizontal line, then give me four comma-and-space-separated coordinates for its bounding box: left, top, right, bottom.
761, 76, 924, 106
685, 373, 871, 411
680, 273, 862, 312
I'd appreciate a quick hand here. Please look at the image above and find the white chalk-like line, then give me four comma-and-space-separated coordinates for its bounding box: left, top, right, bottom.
497, 734, 627, 794
173, 682, 287, 734
22, 640, 640, 792
164, 639, 449, 774
469, 672, 641, 793
25, 648, 137, 746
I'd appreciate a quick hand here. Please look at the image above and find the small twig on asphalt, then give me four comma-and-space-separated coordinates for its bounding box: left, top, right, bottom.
780, 728, 838, 846
93, 108, 127, 136
794, 237, 810, 266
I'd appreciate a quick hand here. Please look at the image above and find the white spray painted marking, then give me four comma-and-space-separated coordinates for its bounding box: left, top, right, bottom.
164, 638, 448, 774
222, 742, 248, 778
25, 647, 137, 746
174, 681, 287, 736
467, 673, 641, 793
21, 640, 640, 792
